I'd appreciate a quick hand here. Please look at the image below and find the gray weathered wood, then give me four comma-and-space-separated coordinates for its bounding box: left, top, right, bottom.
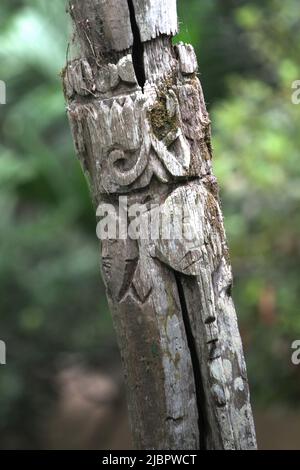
63, 0, 257, 450
132, 0, 178, 41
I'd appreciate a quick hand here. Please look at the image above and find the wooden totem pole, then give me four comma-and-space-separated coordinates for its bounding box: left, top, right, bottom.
62, 0, 257, 450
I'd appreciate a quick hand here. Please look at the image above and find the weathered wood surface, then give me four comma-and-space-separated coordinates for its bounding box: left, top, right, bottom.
63, 0, 257, 450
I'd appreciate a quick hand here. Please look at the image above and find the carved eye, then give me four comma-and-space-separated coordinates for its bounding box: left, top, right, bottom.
107, 144, 148, 186
108, 147, 140, 174
109, 149, 127, 170
108, 147, 138, 185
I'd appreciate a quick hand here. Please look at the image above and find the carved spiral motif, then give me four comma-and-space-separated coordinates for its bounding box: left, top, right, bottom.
108, 143, 149, 186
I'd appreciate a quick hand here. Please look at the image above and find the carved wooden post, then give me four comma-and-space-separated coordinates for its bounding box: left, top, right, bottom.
62, 0, 257, 450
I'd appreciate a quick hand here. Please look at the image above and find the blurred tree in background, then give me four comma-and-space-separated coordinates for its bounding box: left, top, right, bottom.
0, 0, 299, 449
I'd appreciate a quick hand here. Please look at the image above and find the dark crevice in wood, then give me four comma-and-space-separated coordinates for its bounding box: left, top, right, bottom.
174, 272, 208, 450
205, 316, 216, 324
226, 282, 233, 297
117, 258, 139, 302
127, 0, 146, 90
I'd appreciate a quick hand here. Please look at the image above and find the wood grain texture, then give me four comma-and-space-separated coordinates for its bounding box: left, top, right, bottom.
132, 0, 178, 41
63, 0, 257, 450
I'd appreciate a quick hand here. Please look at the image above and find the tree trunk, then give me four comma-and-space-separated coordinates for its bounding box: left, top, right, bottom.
62, 0, 257, 450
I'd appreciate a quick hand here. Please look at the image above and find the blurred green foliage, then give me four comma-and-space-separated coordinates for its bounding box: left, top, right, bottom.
0, 0, 113, 449
210, 0, 300, 406
0, 0, 299, 448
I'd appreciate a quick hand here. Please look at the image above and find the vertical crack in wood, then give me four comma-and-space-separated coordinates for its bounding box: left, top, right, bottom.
174, 272, 208, 450
127, 0, 146, 89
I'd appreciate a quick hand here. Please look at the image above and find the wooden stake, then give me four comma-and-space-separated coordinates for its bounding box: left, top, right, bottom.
62, 0, 257, 450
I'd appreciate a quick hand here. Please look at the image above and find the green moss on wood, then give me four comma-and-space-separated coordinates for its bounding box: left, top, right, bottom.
149, 74, 179, 141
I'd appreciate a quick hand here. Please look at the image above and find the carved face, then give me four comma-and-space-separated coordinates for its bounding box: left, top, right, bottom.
83, 94, 145, 193
80, 87, 194, 194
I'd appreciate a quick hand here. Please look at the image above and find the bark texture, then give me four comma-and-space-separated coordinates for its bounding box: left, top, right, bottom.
63, 0, 257, 450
